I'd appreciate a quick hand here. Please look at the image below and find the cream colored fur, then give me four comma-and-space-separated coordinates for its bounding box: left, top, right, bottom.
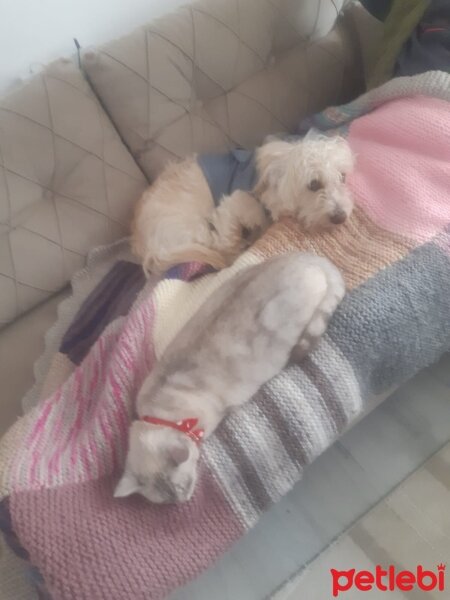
131, 137, 354, 275
131, 156, 267, 275
255, 136, 355, 226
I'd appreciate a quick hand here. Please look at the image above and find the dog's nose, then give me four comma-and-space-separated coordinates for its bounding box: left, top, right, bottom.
330, 210, 347, 225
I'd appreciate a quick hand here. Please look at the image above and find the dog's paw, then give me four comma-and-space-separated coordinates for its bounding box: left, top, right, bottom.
227, 190, 269, 228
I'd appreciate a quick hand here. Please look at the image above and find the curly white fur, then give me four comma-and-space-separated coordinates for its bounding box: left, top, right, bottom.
255, 136, 355, 227
131, 137, 354, 275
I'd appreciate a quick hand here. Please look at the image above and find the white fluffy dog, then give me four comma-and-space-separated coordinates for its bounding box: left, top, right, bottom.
131, 135, 354, 275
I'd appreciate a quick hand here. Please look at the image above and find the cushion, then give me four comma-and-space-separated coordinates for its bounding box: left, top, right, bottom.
0, 59, 147, 328
82, 0, 362, 180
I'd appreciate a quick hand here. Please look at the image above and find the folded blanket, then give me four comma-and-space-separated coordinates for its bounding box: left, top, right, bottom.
1, 71, 450, 600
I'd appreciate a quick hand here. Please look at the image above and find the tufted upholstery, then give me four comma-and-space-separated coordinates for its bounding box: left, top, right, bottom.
0, 0, 369, 406
82, 0, 361, 180
0, 1, 363, 328
0, 60, 147, 328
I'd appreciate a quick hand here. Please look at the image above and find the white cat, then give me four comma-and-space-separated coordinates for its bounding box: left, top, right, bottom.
115, 253, 345, 503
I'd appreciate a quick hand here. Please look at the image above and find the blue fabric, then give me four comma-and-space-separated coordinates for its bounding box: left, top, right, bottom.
197, 149, 257, 206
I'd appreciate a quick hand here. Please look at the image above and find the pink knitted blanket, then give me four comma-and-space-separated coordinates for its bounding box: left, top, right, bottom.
1, 72, 450, 599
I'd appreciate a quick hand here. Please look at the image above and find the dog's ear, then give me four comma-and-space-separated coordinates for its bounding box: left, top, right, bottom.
333, 136, 355, 173
262, 133, 284, 144
254, 140, 292, 195
303, 127, 326, 142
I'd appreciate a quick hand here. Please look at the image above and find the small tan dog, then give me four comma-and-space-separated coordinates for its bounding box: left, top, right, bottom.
131, 135, 354, 275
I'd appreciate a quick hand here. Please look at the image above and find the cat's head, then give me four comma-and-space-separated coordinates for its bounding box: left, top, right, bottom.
114, 421, 200, 504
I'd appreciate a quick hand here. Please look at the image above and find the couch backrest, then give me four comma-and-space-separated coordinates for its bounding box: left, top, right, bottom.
82, 0, 361, 180
0, 0, 364, 328
0, 60, 147, 328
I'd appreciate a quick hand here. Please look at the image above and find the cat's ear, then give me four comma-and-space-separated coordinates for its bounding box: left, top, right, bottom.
168, 441, 190, 466
114, 469, 140, 498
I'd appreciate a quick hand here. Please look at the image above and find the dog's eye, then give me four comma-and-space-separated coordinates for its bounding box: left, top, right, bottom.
308, 179, 323, 192
242, 226, 252, 239
340, 173, 346, 183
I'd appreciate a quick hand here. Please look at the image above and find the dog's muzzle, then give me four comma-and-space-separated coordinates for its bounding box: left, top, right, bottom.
329, 209, 347, 225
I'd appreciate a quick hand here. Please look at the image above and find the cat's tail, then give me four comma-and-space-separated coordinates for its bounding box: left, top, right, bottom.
142, 244, 229, 277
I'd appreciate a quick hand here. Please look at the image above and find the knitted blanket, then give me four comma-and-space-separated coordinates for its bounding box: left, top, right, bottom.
1, 71, 450, 600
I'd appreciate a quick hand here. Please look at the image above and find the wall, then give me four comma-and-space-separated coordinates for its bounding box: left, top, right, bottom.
0, 0, 186, 94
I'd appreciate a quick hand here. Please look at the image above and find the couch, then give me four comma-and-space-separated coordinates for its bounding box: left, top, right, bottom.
0, 1, 380, 597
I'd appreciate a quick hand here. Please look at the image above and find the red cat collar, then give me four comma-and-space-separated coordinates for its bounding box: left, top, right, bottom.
141, 416, 205, 444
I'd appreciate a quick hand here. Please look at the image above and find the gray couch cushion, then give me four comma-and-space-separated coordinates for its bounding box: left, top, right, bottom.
82, 0, 361, 181
0, 59, 147, 327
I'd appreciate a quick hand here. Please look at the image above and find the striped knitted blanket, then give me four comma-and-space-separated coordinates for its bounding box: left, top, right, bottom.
1, 71, 450, 600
